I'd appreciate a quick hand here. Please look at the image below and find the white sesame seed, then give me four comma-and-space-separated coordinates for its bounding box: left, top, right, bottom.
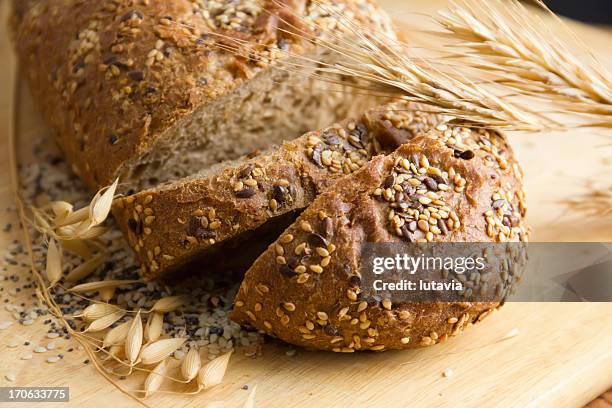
0, 321, 13, 330
20, 353, 33, 360
46, 342, 56, 350
34, 346, 46, 353
46, 332, 60, 339
5, 373, 16, 382
443, 368, 454, 378
46, 356, 61, 364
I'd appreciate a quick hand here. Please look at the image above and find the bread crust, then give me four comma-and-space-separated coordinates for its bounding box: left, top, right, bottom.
11, 0, 394, 189
112, 102, 442, 279
231, 126, 529, 351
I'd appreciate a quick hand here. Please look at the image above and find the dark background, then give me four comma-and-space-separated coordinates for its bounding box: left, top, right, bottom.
542, 0, 612, 24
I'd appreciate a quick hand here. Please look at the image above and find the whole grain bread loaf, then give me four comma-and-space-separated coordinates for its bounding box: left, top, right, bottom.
112, 102, 442, 279
231, 125, 529, 351
11, 0, 394, 191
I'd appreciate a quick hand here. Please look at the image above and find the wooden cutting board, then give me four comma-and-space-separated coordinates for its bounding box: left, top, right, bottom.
1, 1, 611, 407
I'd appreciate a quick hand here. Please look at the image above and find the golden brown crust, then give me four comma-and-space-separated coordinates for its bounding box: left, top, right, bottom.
112, 102, 442, 279
12, 0, 394, 189
231, 126, 529, 351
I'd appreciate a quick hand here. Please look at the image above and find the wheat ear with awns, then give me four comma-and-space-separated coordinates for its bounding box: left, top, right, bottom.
169, 0, 549, 131
433, 0, 612, 127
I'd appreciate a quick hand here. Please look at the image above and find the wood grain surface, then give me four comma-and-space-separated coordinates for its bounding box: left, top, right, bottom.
1, 1, 611, 407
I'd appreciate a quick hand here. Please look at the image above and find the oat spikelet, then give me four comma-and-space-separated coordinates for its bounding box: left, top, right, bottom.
89, 178, 119, 227
140, 338, 187, 365
144, 312, 164, 343
243, 385, 257, 408
65, 253, 105, 282
45, 238, 62, 286
82, 303, 119, 321
108, 344, 124, 360
144, 359, 168, 398
84, 310, 125, 333
180, 347, 201, 382
59, 238, 92, 259
197, 351, 233, 390
150, 296, 187, 313
126, 310, 143, 365
103, 319, 131, 348
99, 286, 117, 302
50, 201, 73, 222
69, 280, 140, 293
55, 206, 89, 227
434, 0, 612, 127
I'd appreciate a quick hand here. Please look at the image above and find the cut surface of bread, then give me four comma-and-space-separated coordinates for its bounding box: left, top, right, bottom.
112, 102, 442, 279
231, 126, 529, 351
12, 0, 396, 190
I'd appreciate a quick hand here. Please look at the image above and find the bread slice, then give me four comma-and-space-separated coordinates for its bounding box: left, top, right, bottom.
12, 0, 395, 191
112, 102, 442, 279
231, 125, 529, 351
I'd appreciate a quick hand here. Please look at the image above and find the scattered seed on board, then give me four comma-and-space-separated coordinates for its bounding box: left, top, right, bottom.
243, 384, 257, 408
47, 356, 61, 364
0, 321, 13, 330
34, 346, 47, 353
443, 368, 454, 378
20, 353, 33, 360
5, 373, 16, 382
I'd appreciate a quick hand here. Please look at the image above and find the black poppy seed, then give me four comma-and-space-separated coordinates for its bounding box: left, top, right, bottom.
108, 134, 119, 145
348, 275, 361, 288
128, 70, 145, 81
460, 150, 475, 160
382, 174, 395, 189
279, 265, 295, 278
235, 187, 256, 198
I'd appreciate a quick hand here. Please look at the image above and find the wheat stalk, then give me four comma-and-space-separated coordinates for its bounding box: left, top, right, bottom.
165, 0, 549, 131
562, 183, 612, 217
287, 1, 550, 130
433, 0, 612, 127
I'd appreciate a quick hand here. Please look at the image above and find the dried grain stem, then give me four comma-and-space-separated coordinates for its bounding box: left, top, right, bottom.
169, 2, 548, 131
433, 0, 612, 127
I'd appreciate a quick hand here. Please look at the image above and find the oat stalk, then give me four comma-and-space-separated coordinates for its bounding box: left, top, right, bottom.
434, 0, 612, 127
8, 89, 236, 400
